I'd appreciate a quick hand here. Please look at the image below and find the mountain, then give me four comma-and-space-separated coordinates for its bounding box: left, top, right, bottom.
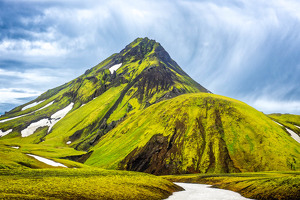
0, 38, 208, 150
0, 37, 299, 173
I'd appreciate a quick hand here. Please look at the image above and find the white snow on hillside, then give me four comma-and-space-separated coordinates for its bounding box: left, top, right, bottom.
0, 113, 29, 123
26, 154, 67, 167
0, 129, 12, 137
66, 141, 72, 145
273, 121, 283, 126
48, 102, 74, 131
21, 119, 50, 137
0, 101, 54, 123
286, 128, 300, 143
35, 101, 54, 112
273, 120, 300, 143
109, 63, 122, 73
21, 102, 74, 137
22, 100, 45, 111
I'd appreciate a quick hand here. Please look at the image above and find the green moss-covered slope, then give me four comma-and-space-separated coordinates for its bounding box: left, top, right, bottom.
86, 93, 300, 174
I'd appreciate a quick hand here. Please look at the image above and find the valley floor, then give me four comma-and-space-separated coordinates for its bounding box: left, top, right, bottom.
0, 169, 299, 200
0, 168, 180, 200
163, 171, 300, 200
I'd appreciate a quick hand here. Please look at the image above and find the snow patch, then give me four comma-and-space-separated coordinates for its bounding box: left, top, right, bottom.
273, 121, 300, 143
22, 100, 45, 111
26, 154, 67, 168
11, 146, 19, 149
36, 101, 54, 112
21, 102, 74, 137
286, 128, 300, 143
48, 102, 74, 131
0, 101, 54, 123
165, 182, 252, 200
66, 141, 72, 145
0, 129, 12, 137
295, 125, 300, 129
273, 121, 283, 126
21, 119, 50, 137
0, 113, 29, 123
109, 63, 122, 73
80, 104, 85, 107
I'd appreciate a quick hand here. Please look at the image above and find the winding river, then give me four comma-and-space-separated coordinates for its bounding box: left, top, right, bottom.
165, 182, 252, 200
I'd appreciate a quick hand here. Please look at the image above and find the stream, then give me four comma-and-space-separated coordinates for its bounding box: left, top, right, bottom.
165, 182, 252, 200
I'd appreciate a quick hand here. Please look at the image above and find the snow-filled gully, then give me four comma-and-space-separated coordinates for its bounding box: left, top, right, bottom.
0, 101, 54, 123
22, 100, 45, 111
273, 121, 300, 143
165, 182, 252, 200
0, 129, 12, 137
26, 154, 67, 168
109, 63, 122, 73
21, 102, 74, 137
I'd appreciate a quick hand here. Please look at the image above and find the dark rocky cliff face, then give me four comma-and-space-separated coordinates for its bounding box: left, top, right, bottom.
119, 109, 241, 175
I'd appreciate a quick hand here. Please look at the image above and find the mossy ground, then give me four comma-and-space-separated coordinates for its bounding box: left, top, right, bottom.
163, 171, 300, 200
0, 168, 180, 200
0, 143, 87, 169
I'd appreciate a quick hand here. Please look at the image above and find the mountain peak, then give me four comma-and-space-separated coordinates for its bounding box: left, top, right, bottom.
119, 37, 164, 61
113, 37, 182, 76
127, 37, 157, 48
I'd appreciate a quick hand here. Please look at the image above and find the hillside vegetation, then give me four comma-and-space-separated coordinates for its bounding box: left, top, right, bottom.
0, 143, 87, 169
0, 168, 180, 200
86, 93, 300, 174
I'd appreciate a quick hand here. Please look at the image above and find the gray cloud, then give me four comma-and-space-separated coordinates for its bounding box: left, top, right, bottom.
0, 0, 299, 114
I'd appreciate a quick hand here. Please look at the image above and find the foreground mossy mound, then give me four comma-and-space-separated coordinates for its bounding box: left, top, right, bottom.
163, 171, 300, 200
86, 93, 300, 174
0, 168, 180, 200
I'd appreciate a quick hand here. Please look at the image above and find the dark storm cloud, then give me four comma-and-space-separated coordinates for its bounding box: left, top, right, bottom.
0, 0, 300, 114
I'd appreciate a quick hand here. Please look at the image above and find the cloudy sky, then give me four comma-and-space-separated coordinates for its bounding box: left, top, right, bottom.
0, 0, 300, 114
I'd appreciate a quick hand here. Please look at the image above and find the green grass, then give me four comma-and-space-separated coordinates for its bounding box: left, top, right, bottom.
42, 85, 126, 147
0, 168, 180, 200
162, 171, 300, 200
